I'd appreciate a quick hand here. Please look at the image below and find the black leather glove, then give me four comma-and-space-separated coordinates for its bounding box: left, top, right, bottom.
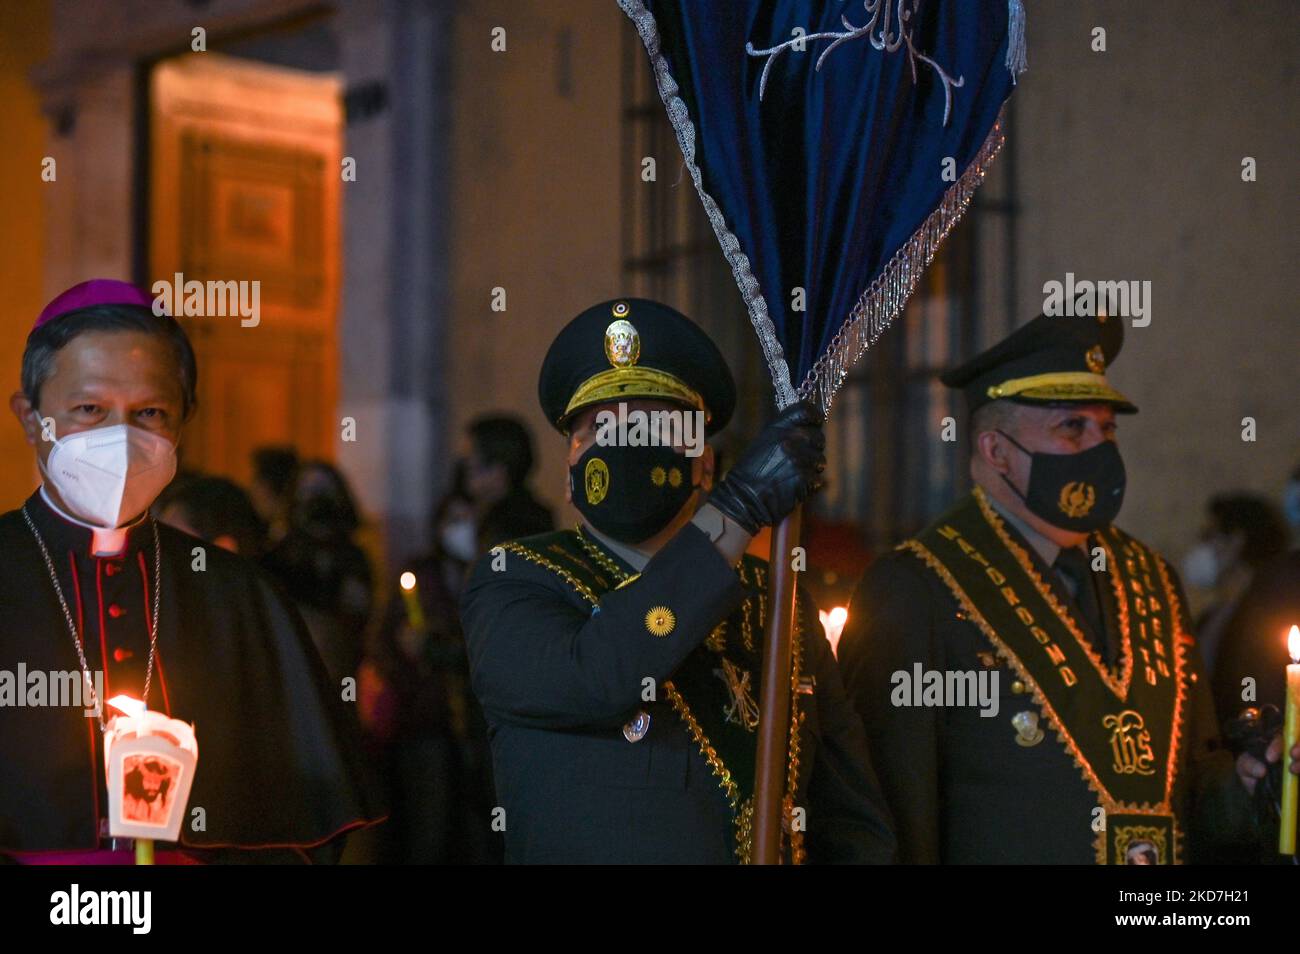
707, 400, 826, 535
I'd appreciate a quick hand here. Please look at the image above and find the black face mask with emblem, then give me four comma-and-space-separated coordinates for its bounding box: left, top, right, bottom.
570, 441, 696, 544
997, 429, 1126, 532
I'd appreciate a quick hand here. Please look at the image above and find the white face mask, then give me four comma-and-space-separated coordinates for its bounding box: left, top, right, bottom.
40, 423, 178, 528
440, 518, 478, 562
1180, 542, 1221, 591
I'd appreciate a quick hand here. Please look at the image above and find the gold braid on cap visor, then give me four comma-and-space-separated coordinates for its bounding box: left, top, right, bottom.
563, 366, 708, 423
986, 371, 1133, 404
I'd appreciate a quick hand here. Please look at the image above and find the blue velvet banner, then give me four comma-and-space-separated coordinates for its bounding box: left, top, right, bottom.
620, 0, 1023, 412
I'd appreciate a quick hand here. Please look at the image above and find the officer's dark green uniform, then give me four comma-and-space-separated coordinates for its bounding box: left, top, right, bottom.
837, 312, 1256, 864
460, 299, 895, 864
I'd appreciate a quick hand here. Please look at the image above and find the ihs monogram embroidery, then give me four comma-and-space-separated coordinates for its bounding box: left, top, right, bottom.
714, 658, 760, 731
1104, 709, 1155, 776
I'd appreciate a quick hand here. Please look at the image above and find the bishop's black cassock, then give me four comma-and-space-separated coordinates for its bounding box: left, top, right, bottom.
0, 489, 383, 863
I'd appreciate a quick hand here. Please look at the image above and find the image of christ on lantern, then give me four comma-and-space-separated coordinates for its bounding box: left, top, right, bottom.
122, 754, 181, 825
1124, 840, 1159, 865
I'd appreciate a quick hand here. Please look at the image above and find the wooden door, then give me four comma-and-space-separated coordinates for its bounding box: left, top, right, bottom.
150, 53, 341, 484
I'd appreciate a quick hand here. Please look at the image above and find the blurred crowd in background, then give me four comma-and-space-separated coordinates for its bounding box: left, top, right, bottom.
151, 412, 1300, 864
151, 414, 555, 864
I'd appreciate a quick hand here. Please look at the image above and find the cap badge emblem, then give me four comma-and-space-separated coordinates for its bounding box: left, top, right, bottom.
1086, 345, 1106, 374
1058, 481, 1096, 518
584, 457, 610, 505
605, 318, 640, 369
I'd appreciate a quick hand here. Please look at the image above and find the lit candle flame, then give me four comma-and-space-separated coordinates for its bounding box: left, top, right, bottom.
1288, 624, 1299, 664
106, 694, 146, 718
400, 571, 417, 592
819, 606, 850, 655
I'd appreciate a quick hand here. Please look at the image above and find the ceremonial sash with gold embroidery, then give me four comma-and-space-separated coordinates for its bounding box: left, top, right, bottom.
498, 529, 812, 863
904, 488, 1193, 864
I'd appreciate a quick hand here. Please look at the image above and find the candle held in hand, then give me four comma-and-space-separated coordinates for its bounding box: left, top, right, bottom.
400, 571, 426, 631
1280, 624, 1299, 856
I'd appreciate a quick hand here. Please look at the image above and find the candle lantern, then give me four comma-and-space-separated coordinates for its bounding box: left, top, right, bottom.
103, 695, 199, 863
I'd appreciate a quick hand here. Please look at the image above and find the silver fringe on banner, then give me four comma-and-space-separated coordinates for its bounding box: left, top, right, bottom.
798, 111, 1007, 415
619, 0, 1018, 415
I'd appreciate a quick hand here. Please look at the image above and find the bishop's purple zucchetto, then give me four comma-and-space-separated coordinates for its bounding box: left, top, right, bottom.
35, 279, 158, 331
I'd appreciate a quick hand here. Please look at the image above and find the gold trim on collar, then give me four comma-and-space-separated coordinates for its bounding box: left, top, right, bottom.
986, 370, 1131, 405
562, 366, 706, 424
975, 487, 1134, 699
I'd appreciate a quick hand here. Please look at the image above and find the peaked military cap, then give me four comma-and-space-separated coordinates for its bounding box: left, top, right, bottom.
539, 298, 737, 434
940, 310, 1138, 414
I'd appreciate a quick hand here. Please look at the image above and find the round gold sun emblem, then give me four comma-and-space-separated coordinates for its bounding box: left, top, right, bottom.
645, 605, 676, 637
1085, 345, 1106, 374
584, 457, 610, 505
605, 318, 640, 369
650, 466, 666, 487
1058, 481, 1097, 518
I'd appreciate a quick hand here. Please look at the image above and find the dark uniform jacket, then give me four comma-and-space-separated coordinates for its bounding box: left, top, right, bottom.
837, 490, 1257, 865
460, 522, 895, 864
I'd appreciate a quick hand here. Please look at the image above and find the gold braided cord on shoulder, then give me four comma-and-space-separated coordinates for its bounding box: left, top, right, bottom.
497, 541, 600, 606
974, 486, 1133, 699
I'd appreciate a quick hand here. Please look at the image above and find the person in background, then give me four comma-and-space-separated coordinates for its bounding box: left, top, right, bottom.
155, 472, 267, 558
361, 467, 500, 864
1181, 494, 1288, 681
464, 415, 553, 549
249, 446, 298, 547
1210, 475, 1300, 724
264, 460, 374, 683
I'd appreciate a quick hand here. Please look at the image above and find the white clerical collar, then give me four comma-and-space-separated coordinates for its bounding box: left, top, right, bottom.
39, 484, 146, 557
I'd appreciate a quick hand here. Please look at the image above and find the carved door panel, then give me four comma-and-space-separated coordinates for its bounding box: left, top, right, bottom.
150, 53, 341, 484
